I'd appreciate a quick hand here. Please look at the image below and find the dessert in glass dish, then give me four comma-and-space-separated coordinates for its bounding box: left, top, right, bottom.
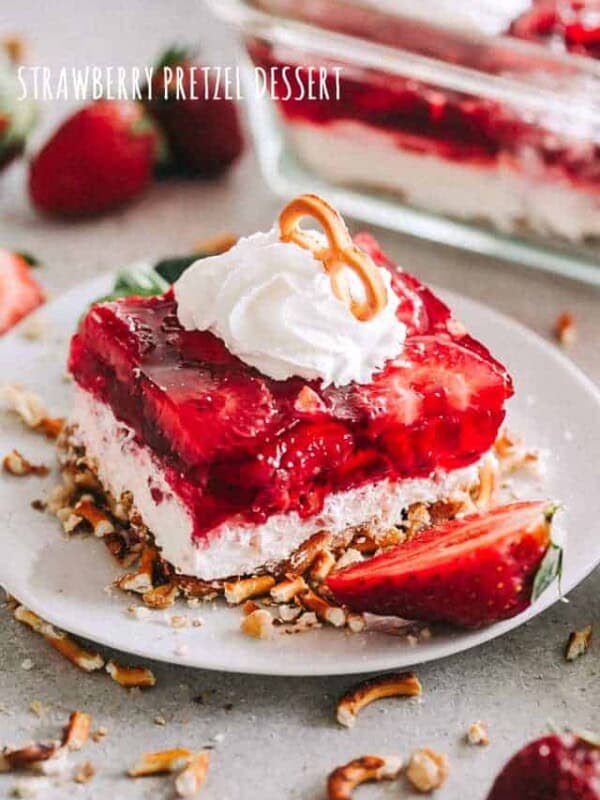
58, 195, 561, 629
212, 0, 600, 284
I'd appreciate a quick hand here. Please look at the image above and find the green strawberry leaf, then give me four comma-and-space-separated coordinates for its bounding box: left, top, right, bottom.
154, 45, 196, 71
154, 254, 200, 284
16, 251, 40, 267
531, 541, 563, 603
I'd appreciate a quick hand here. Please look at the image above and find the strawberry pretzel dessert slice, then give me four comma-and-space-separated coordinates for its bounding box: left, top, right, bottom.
61, 195, 516, 596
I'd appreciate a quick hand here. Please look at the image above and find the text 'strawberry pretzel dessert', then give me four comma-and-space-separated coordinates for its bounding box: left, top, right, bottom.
61, 194, 513, 584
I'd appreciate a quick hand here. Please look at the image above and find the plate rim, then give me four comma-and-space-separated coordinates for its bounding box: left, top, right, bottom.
1, 274, 599, 676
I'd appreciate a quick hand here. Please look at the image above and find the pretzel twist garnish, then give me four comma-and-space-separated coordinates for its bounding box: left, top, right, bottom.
279, 194, 387, 321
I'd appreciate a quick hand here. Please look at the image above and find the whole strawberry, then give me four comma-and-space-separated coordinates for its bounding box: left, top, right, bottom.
29, 100, 158, 217
327, 501, 562, 628
487, 733, 600, 800
146, 47, 243, 177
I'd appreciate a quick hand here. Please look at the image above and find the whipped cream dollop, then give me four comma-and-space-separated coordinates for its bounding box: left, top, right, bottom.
174, 227, 406, 386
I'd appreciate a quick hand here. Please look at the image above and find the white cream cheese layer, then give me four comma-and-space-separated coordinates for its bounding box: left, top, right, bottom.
70, 386, 485, 581
288, 120, 600, 242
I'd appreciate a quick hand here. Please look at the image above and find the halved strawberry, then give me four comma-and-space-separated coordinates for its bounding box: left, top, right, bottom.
487, 732, 600, 800
0, 250, 44, 334
327, 501, 561, 628
141, 366, 276, 466
351, 336, 512, 474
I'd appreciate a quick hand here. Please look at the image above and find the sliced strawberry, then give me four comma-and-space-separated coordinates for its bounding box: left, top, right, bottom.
351, 336, 512, 474
76, 298, 162, 382
487, 733, 600, 800
327, 501, 561, 628
141, 367, 276, 465
216, 420, 354, 491
0, 250, 44, 334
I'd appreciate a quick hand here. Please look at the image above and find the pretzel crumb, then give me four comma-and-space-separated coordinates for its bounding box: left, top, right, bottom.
565, 625, 593, 661
0, 385, 48, 428
337, 672, 422, 728
128, 748, 192, 777
90, 728, 108, 743
105, 659, 156, 689
327, 755, 403, 800
62, 711, 91, 751
270, 575, 307, 603
142, 583, 179, 610
333, 548, 363, 572
554, 312, 576, 347
174, 751, 210, 798
224, 575, 275, 605
406, 748, 449, 793
3, 450, 49, 477
169, 615, 191, 629
309, 549, 336, 583
278, 604, 302, 623
300, 589, 346, 627
242, 600, 259, 616
240, 609, 274, 640
467, 721, 489, 746
13, 606, 104, 672
347, 613, 367, 633
29, 701, 47, 718
72, 499, 114, 537
281, 611, 321, 634
74, 761, 96, 784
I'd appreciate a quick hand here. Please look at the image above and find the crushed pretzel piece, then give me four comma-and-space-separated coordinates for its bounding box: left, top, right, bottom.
90, 728, 107, 743
74, 760, 96, 784
554, 312, 576, 347
169, 615, 191, 629
36, 417, 64, 439
242, 600, 259, 616
29, 701, 47, 718
286, 531, 331, 575
281, 611, 321, 634
73, 499, 114, 538
300, 589, 346, 628
270, 575, 307, 604
128, 748, 192, 777
142, 583, 179, 610
565, 625, 593, 662
195, 233, 237, 255
13, 606, 104, 672
333, 548, 363, 572
336, 672, 422, 728
347, 613, 367, 633
1, 742, 61, 773
3, 450, 49, 477
406, 747, 449, 793
224, 575, 275, 605
174, 751, 210, 798
327, 755, 403, 800
115, 545, 157, 594
62, 711, 91, 751
407, 502, 431, 534
474, 456, 498, 509
309, 549, 336, 583
0, 385, 47, 428
278, 604, 302, 623
467, 721, 490, 746
240, 609, 274, 640
106, 659, 156, 689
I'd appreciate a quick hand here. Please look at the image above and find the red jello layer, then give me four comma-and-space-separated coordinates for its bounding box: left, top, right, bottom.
248, 40, 600, 194
69, 235, 512, 542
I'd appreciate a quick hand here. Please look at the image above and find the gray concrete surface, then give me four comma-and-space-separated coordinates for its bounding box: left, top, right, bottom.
0, 2, 599, 798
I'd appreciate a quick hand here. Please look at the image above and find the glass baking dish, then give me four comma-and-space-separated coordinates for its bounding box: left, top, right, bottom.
210, 0, 600, 286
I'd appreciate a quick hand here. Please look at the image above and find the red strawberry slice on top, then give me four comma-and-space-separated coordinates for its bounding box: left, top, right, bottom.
327, 501, 561, 628
350, 336, 512, 474
0, 250, 44, 335
487, 732, 600, 800
141, 366, 276, 466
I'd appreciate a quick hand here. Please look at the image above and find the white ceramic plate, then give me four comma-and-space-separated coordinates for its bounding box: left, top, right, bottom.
1, 275, 599, 676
